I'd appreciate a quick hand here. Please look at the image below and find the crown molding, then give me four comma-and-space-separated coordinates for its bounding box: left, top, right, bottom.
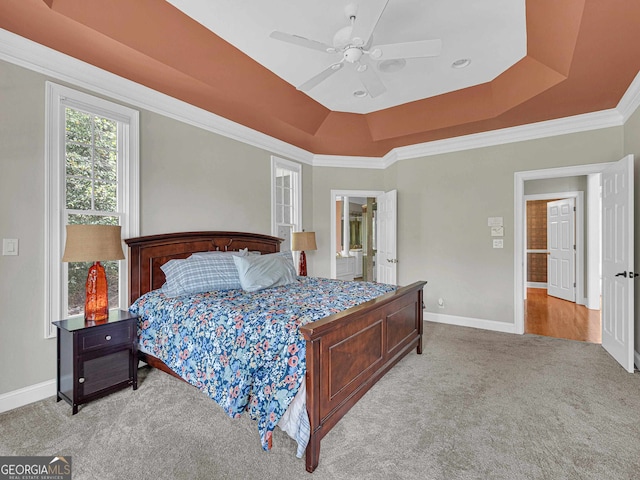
0, 28, 636, 171
312, 154, 387, 169
617, 70, 640, 123
314, 108, 625, 168
0, 28, 314, 166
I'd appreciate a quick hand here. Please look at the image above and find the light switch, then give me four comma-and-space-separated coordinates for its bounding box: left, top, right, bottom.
3, 238, 19, 256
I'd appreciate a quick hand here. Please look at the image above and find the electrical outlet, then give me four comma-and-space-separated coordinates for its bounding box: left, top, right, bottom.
437, 297, 444, 308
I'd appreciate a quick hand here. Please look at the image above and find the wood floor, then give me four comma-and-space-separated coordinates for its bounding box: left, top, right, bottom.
524, 288, 601, 343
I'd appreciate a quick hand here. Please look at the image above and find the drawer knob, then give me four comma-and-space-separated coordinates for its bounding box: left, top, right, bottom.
78, 377, 85, 384
105, 335, 112, 341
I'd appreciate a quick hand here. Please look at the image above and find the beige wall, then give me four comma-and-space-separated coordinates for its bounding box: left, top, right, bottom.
139, 111, 273, 236
0, 62, 52, 394
394, 129, 623, 323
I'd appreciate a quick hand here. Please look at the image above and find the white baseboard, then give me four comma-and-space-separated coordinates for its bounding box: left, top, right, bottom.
0, 379, 56, 414
424, 311, 518, 334
527, 282, 547, 289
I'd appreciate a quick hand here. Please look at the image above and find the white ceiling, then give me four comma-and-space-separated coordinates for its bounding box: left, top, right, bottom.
166, 0, 526, 114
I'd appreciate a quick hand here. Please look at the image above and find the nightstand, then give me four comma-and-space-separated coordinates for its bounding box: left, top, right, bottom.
53, 309, 138, 414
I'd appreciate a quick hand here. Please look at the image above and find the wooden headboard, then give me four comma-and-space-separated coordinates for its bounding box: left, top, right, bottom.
124, 231, 282, 304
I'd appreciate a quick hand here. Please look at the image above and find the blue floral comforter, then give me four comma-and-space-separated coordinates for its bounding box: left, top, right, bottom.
129, 276, 395, 452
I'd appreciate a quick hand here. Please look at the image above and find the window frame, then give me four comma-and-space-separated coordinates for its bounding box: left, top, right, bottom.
270, 156, 302, 252
44, 82, 139, 338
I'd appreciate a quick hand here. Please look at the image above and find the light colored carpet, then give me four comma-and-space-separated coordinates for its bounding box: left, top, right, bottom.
2, 323, 640, 479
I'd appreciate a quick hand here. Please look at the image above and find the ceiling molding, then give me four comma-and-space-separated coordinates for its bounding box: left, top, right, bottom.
0, 28, 635, 171
312, 155, 387, 170
391, 109, 624, 159
0, 28, 314, 166
617, 70, 640, 123
314, 108, 625, 168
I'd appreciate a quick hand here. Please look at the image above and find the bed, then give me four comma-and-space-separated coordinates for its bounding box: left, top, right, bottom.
125, 231, 426, 472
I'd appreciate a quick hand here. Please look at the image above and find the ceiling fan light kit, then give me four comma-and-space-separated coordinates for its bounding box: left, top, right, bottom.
269, 0, 442, 99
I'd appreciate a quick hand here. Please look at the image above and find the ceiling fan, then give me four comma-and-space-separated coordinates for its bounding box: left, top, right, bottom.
269, 0, 442, 98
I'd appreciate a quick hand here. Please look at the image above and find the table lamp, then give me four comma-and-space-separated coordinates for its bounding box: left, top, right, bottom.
62, 224, 125, 322
291, 231, 317, 276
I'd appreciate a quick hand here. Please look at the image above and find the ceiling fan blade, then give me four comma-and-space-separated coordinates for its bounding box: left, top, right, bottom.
349, 0, 389, 47
357, 61, 386, 98
298, 63, 344, 91
270, 31, 335, 53
371, 39, 442, 60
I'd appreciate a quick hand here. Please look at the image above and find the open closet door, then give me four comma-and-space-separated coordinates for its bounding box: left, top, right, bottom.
601, 155, 635, 372
376, 190, 397, 285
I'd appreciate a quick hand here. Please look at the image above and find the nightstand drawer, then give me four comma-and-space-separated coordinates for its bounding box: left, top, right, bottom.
79, 323, 134, 352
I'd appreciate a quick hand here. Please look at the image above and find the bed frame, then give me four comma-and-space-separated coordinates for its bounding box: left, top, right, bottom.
125, 231, 426, 473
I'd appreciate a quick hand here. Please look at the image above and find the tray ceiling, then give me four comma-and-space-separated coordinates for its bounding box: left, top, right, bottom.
0, 0, 639, 157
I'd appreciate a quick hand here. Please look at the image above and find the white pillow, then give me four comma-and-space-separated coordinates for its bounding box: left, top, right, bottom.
232, 252, 298, 292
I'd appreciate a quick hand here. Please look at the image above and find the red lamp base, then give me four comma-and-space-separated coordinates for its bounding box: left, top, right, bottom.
298, 250, 307, 276
85, 261, 109, 322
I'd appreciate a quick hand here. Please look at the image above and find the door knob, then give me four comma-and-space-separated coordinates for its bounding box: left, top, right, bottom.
615, 271, 628, 277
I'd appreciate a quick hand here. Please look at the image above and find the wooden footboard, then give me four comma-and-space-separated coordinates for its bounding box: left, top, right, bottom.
300, 280, 426, 473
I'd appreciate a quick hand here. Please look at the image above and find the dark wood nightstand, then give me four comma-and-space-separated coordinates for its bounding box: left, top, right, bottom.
53, 309, 138, 414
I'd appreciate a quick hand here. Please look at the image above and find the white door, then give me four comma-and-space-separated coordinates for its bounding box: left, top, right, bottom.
376, 190, 397, 284
547, 198, 576, 302
601, 155, 635, 372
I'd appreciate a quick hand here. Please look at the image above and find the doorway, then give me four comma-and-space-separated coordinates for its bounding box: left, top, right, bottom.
523, 188, 600, 342
330, 189, 384, 281
516, 156, 635, 372
515, 164, 608, 334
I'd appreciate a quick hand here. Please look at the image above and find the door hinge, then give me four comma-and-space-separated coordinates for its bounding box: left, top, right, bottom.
574, 282, 576, 288
573, 206, 576, 211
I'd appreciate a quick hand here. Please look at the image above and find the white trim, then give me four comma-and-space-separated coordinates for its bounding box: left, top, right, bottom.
391, 110, 623, 163
586, 174, 602, 310
0, 379, 56, 414
314, 155, 387, 169
314, 110, 623, 168
617, 70, 640, 123
1, 29, 638, 171
44, 82, 139, 338
514, 163, 612, 335
330, 189, 384, 279
271, 156, 302, 251
0, 28, 314, 167
527, 282, 548, 289
424, 312, 517, 334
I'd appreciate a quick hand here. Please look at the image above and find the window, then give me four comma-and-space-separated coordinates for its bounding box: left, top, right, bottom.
271, 156, 302, 251
45, 83, 139, 337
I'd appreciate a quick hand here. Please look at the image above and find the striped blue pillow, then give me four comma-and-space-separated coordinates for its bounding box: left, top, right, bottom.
160, 256, 242, 297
